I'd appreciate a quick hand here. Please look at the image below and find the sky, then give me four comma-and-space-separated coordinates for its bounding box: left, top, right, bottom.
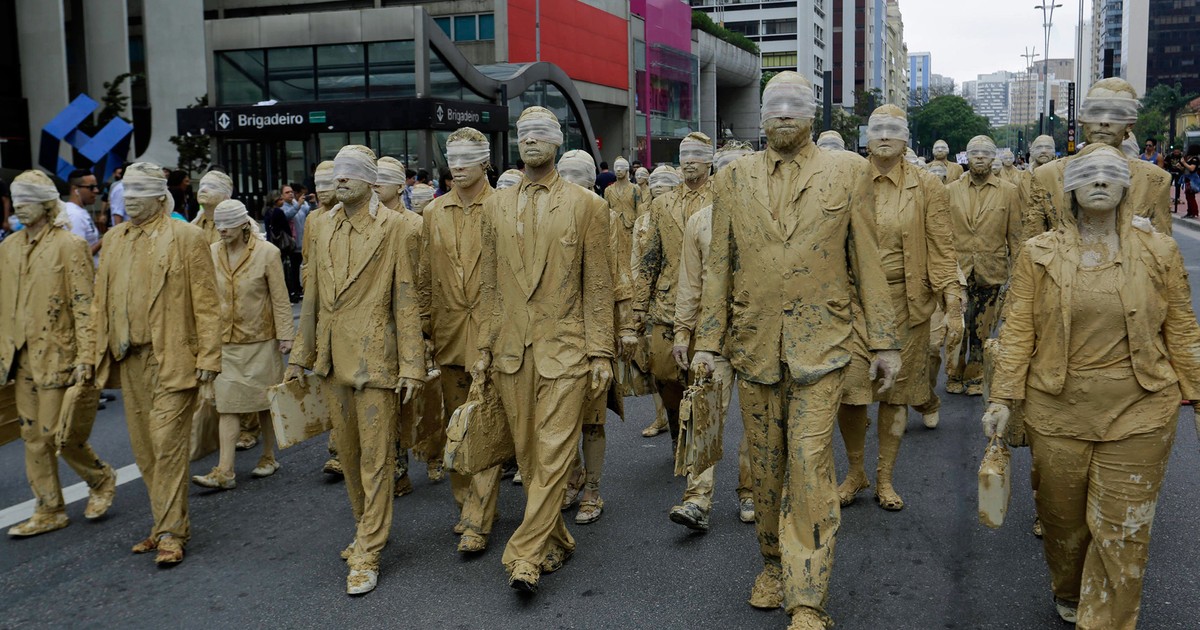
900, 0, 1087, 89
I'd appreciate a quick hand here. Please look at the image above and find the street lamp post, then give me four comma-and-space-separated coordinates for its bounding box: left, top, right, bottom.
1035, 2, 1062, 135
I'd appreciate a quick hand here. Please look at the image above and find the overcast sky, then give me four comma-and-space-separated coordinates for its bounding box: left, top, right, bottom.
901, 0, 1087, 88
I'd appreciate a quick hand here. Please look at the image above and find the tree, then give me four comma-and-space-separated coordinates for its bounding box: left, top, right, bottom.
853, 88, 883, 117
909, 95, 991, 155
169, 94, 212, 173
1135, 82, 1197, 149
815, 106, 863, 147
97, 72, 141, 127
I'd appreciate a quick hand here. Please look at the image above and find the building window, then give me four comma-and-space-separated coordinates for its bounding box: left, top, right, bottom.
217, 49, 266, 105
762, 19, 797, 36
367, 41, 416, 99
434, 13, 496, 42
267, 46, 315, 102
726, 21, 759, 37
762, 52, 798, 69
317, 44, 365, 101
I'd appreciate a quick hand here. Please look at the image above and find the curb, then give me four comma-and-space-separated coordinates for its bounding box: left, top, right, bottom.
1172, 214, 1200, 234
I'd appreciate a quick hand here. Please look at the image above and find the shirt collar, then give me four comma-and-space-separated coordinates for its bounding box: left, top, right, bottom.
340, 206, 375, 233
444, 185, 493, 212
870, 161, 904, 186
969, 173, 1000, 189
129, 211, 166, 236
765, 145, 808, 174
520, 169, 560, 194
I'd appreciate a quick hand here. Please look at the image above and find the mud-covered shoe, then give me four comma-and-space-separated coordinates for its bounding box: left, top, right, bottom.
131, 536, 158, 554
340, 541, 355, 561
1055, 597, 1078, 623
561, 481, 582, 511
837, 471, 870, 507
1032, 516, 1044, 538
965, 381, 984, 396
427, 462, 445, 482
507, 560, 540, 593
347, 556, 379, 596
748, 564, 784, 609
236, 432, 258, 450
191, 467, 236, 490
923, 410, 940, 429
323, 458, 344, 477
788, 607, 829, 630
669, 502, 710, 532
641, 418, 667, 437
251, 458, 281, 478
457, 531, 488, 554
738, 497, 756, 524
155, 535, 184, 566
540, 544, 573, 573
7, 512, 69, 538
512, 469, 523, 485
393, 474, 413, 498
453, 521, 466, 535
875, 483, 905, 511
945, 379, 966, 394
575, 498, 604, 524
85, 467, 117, 520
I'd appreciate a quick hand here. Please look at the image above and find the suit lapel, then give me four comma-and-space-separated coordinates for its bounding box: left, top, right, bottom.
502, 188, 532, 297
336, 209, 389, 299
436, 204, 465, 284
149, 219, 175, 309
783, 150, 823, 241
461, 187, 492, 284
528, 191, 561, 297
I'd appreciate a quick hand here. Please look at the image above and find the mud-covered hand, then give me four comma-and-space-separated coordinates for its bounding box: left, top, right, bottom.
196, 369, 217, 383
869, 350, 902, 394
284, 364, 304, 382
671, 345, 690, 372
943, 293, 965, 351
620, 335, 640, 358
471, 350, 492, 381
690, 351, 715, 379
278, 340, 293, 355
981, 402, 1011, 438
72, 364, 94, 386
590, 358, 613, 393
396, 378, 423, 405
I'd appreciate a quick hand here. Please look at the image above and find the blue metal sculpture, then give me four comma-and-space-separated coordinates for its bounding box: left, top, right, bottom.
39, 94, 133, 182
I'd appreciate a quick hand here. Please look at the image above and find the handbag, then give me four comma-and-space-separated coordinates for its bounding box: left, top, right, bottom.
977, 435, 1012, 529
673, 376, 723, 477
443, 375, 513, 475
55, 382, 101, 455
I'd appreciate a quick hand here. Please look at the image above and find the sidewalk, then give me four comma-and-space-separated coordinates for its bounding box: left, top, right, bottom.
1172, 197, 1200, 234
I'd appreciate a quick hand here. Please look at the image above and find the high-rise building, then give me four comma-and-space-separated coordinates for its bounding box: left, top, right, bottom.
908, 52, 932, 104
883, 0, 907, 107
693, 0, 833, 103
1091, 0, 1123, 83
929, 73, 955, 95
1076, 18, 1095, 91
1144, 0, 1200, 96
1120, 0, 1148, 94
968, 71, 1014, 127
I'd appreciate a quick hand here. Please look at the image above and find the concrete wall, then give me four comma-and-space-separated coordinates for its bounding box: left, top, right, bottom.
694, 30, 761, 144
141, 0, 207, 166
16, 0, 70, 168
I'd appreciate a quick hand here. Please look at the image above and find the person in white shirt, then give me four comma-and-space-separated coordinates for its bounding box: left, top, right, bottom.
65, 169, 102, 265
107, 165, 126, 226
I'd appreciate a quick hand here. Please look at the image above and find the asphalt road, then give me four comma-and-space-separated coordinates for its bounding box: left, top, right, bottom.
3, 216, 1200, 629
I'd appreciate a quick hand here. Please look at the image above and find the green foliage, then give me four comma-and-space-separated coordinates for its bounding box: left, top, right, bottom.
169, 94, 212, 173
909, 95, 992, 154
761, 71, 778, 96
816, 106, 862, 147
1135, 82, 1196, 147
692, 11, 759, 55
97, 72, 141, 127
853, 88, 883, 117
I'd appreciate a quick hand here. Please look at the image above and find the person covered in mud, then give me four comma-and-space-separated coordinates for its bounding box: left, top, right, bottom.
633, 132, 718, 529
475, 106, 614, 594
669, 140, 758, 530
190, 200, 292, 491
91, 162, 222, 566
944, 135, 1022, 396
419, 128, 503, 554
816, 130, 845, 151
1, 170, 117, 538
835, 105, 962, 512
929, 139, 964, 182
691, 71, 900, 630
633, 164, 681, 440
1028, 78, 1172, 240
635, 166, 652, 205
286, 145, 425, 595
984, 143, 1200, 629
556, 148, 634, 527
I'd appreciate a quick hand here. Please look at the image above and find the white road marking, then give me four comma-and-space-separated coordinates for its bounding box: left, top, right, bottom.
0, 463, 142, 529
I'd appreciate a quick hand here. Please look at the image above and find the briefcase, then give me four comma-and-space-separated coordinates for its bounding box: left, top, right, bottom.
674, 376, 723, 477
268, 373, 332, 450
982, 338, 1027, 448
443, 375, 513, 475
616, 358, 654, 398
55, 382, 100, 455
978, 435, 1012, 529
